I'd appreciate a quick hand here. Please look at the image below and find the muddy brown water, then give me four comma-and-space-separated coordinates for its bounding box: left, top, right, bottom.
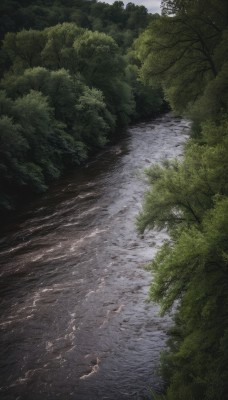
0, 114, 190, 400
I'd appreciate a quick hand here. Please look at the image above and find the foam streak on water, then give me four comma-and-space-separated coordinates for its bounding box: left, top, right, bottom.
0, 114, 190, 400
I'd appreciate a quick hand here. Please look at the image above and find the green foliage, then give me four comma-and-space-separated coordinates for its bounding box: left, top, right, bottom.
138, 121, 228, 233
42, 23, 83, 72
0, 87, 86, 211
74, 30, 121, 82
0, 3, 164, 212
74, 29, 135, 126
0, 0, 154, 46
137, 1, 228, 398
3, 29, 45, 70
136, 0, 228, 115
1, 66, 82, 128
126, 59, 165, 119
13, 90, 53, 154
105, 78, 135, 127
0, 115, 28, 190
138, 118, 228, 399
158, 198, 228, 400
75, 86, 113, 148
190, 63, 228, 125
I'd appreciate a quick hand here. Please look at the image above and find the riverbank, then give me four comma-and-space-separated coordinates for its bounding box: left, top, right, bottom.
0, 115, 190, 399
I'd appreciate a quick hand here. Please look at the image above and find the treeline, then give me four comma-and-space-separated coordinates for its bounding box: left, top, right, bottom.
0, 0, 154, 45
0, 1, 164, 213
137, 0, 228, 399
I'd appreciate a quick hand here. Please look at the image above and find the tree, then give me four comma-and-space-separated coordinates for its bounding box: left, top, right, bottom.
0, 115, 28, 210
75, 86, 114, 149
74, 30, 122, 88
74, 30, 135, 126
152, 197, 228, 400
13, 90, 55, 163
138, 120, 228, 233
3, 29, 45, 71
190, 62, 228, 126
136, 0, 228, 113
125, 58, 164, 120
137, 120, 228, 399
136, 1, 228, 395
1, 66, 83, 130
0, 1, 161, 214
126, 3, 148, 30
42, 22, 83, 72
0, 87, 87, 211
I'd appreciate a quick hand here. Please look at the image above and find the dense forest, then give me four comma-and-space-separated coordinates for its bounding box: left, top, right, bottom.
136, 0, 228, 399
1, 0, 228, 399
0, 0, 164, 213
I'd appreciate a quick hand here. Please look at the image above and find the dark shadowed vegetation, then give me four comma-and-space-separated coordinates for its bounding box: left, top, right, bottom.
0, 0, 165, 213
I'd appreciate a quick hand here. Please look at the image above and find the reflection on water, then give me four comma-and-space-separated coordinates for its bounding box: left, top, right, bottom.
0, 114, 190, 400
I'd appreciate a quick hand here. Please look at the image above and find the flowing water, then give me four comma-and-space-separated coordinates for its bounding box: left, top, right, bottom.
0, 115, 190, 400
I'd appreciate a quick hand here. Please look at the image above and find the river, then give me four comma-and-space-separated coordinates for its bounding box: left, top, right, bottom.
0, 114, 190, 400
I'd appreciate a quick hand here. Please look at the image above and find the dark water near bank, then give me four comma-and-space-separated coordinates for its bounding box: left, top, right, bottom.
0, 115, 190, 400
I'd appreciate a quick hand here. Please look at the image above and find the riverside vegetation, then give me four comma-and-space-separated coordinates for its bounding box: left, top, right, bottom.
136, 0, 228, 399
0, 0, 228, 399
0, 0, 164, 213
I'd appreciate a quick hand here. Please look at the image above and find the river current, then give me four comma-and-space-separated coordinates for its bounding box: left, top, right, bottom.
0, 115, 190, 400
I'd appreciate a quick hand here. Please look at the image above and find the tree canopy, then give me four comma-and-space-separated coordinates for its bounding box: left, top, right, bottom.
0, 2, 164, 213
136, 0, 228, 115
137, 0, 228, 398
